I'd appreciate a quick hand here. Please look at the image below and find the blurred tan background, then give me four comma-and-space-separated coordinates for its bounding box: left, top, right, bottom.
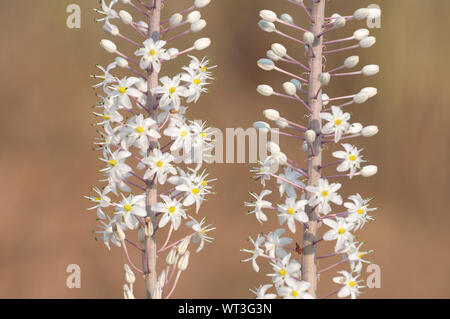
0, 0, 449, 298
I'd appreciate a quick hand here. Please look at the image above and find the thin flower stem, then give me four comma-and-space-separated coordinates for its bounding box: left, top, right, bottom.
158, 234, 193, 254
285, 54, 311, 72
317, 258, 347, 274
275, 30, 306, 46
124, 179, 146, 191
274, 66, 308, 83
324, 36, 354, 45
271, 129, 305, 140
126, 238, 144, 252
270, 173, 305, 190
331, 71, 362, 77
286, 161, 309, 178
166, 29, 190, 43
320, 288, 341, 299
319, 160, 343, 169
317, 251, 342, 259
122, 240, 145, 274
160, 225, 174, 252
165, 271, 182, 299
323, 44, 359, 55
118, 33, 141, 48
276, 18, 308, 33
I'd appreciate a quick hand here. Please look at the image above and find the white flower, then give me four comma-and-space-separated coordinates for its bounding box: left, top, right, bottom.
306, 178, 342, 215
266, 142, 287, 166
93, 96, 123, 125
135, 38, 170, 72
278, 281, 314, 299
250, 160, 273, 186
333, 270, 365, 299
175, 176, 206, 213
142, 149, 177, 184
109, 77, 142, 109
250, 284, 277, 299
321, 106, 351, 142
267, 253, 301, 287
85, 186, 111, 219
123, 114, 161, 151
164, 118, 193, 153
95, 0, 118, 23
245, 190, 272, 224
95, 216, 123, 250
153, 195, 186, 231
345, 242, 373, 272
333, 144, 364, 178
188, 55, 215, 79
241, 235, 265, 272
186, 216, 215, 252
92, 62, 117, 90
181, 67, 209, 103
277, 197, 308, 233
344, 194, 376, 230
114, 194, 146, 229
277, 167, 304, 198
99, 148, 132, 188
323, 217, 355, 252
264, 228, 293, 258
153, 75, 188, 108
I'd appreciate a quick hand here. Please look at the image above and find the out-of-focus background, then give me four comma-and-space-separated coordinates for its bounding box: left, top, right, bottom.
0, 0, 449, 298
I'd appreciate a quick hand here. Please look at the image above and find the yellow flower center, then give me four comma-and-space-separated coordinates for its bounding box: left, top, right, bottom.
103, 114, 110, 120
349, 281, 356, 287
359, 253, 365, 259
201, 66, 207, 72
169, 87, 176, 94
168, 206, 176, 214
109, 160, 117, 166
349, 154, 357, 161
192, 188, 200, 194
136, 126, 144, 133
279, 269, 286, 276
95, 197, 101, 201
357, 208, 364, 215
156, 161, 163, 168
202, 230, 206, 234
200, 132, 207, 138
180, 130, 188, 137
335, 119, 342, 126
201, 180, 207, 186
291, 290, 299, 297
193, 78, 201, 85
124, 204, 132, 212
338, 228, 346, 235
321, 190, 329, 197
149, 49, 156, 56
287, 208, 295, 215
118, 86, 127, 94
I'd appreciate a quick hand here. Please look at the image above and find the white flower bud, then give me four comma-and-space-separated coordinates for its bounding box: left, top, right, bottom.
123, 284, 134, 299
302, 141, 308, 152
293, 0, 304, 3
257, 58, 275, 71
353, 92, 369, 104
266, 50, 280, 61
137, 79, 148, 92
177, 237, 191, 255
194, 0, 211, 9
263, 109, 280, 121
305, 130, 316, 144
257, 84, 273, 96
187, 11, 201, 23
124, 264, 136, 285
361, 125, 379, 137
119, 10, 133, 25
280, 13, 294, 24
114, 224, 126, 242
348, 122, 363, 134
353, 28, 369, 40
136, 21, 148, 33
191, 19, 206, 33
361, 165, 378, 177
344, 56, 360, 69
100, 39, 117, 53
258, 20, 276, 32
362, 65, 379, 76
322, 93, 330, 105
353, 8, 369, 20
275, 119, 289, 129
290, 79, 302, 90
253, 121, 271, 132
167, 47, 179, 57
166, 247, 178, 265
119, 0, 131, 4
103, 23, 119, 36
271, 43, 287, 57
178, 251, 190, 271
158, 270, 166, 288
151, 283, 162, 299
334, 16, 346, 28
194, 38, 211, 50
169, 13, 183, 26
283, 82, 297, 96
361, 87, 378, 98
115, 57, 128, 68
260, 10, 277, 22
360, 36, 376, 48
303, 32, 315, 45
320, 73, 331, 86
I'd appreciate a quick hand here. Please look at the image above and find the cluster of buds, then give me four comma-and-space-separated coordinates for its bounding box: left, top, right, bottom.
242, 1, 380, 299
86, 0, 216, 299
